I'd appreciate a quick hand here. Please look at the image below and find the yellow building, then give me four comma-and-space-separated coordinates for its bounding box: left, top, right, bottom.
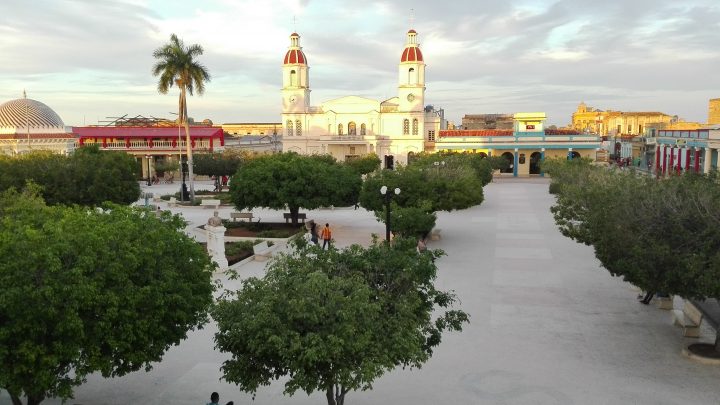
709, 98, 720, 125
571, 102, 672, 136
220, 123, 281, 136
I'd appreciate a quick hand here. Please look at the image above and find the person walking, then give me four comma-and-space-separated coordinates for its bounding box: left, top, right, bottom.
321, 223, 332, 250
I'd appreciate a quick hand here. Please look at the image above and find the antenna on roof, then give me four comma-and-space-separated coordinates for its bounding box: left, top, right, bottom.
23, 89, 26, 99
410, 8, 415, 28
293, 15, 297, 32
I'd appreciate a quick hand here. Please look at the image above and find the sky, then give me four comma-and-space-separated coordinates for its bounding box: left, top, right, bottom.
1, 0, 719, 127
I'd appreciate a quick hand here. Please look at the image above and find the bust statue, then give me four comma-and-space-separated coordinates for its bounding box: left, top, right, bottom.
207, 210, 223, 227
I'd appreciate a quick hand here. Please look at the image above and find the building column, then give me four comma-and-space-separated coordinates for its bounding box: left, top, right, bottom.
513, 149, 518, 177
685, 147, 691, 171
540, 148, 545, 177
662, 145, 667, 175
704, 147, 712, 174
694, 148, 701, 173
669, 146, 674, 174
655, 145, 661, 173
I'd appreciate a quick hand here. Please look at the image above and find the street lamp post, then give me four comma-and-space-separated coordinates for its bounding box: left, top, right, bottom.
380, 185, 401, 242
434, 160, 446, 175
145, 155, 152, 186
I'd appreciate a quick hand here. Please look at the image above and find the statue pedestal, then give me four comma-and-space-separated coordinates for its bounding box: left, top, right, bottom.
206, 225, 228, 270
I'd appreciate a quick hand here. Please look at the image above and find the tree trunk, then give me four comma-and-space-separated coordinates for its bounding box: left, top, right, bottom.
325, 384, 336, 405
10, 394, 22, 405
289, 205, 299, 225
27, 395, 44, 405
180, 86, 195, 201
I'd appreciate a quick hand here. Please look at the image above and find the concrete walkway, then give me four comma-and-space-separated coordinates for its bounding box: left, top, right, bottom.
9, 179, 720, 404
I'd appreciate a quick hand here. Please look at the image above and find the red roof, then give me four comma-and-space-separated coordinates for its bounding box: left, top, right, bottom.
73, 126, 222, 138
284, 49, 307, 64
408, 29, 417, 34
401, 46, 423, 62
440, 130, 513, 137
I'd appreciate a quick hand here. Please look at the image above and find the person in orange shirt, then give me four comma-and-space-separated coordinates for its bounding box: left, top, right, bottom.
321, 223, 332, 250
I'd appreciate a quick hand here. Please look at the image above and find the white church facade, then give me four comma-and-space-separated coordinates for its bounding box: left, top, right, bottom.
280, 29, 444, 169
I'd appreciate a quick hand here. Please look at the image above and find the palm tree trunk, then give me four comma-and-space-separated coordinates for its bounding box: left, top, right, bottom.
180, 86, 195, 200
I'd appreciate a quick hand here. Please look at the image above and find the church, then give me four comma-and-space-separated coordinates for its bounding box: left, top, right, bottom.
280, 29, 444, 169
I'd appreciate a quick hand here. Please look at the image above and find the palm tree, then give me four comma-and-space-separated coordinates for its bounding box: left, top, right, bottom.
152, 33, 211, 201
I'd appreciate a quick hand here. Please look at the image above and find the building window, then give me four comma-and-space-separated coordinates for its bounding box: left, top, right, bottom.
348, 121, 357, 135
412, 119, 418, 135
295, 120, 302, 136
286, 120, 293, 136
628, 124, 632, 133
428, 130, 435, 141
638, 124, 643, 134
408, 68, 416, 84
617, 125, 621, 134
290, 70, 297, 86
338, 124, 343, 135
360, 123, 366, 135
403, 119, 409, 135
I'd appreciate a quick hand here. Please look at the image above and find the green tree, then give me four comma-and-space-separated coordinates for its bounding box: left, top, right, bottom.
152, 33, 211, 201
343, 153, 381, 175
0, 189, 214, 405
193, 152, 242, 179
0, 146, 140, 206
213, 238, 469, 405
358, 155, 486, 237
229, 153, 361, 224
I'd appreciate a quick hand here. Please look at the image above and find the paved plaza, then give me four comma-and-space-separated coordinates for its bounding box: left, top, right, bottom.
7, 178, 720, 404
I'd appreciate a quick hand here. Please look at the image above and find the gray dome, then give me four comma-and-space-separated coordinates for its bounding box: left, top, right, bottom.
0, 98, 65, 131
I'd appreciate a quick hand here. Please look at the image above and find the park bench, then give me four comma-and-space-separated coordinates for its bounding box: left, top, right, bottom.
230, 212, 254, 222
200, 199, 221, 209
690, 299, 720, 337
672, 300, 705, 338
284, 213, 307, 223
253, 241, 274, 261
430, 228, 443, 241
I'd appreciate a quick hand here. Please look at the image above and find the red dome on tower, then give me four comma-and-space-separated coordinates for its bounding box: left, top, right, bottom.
401, 46, 423, 62
283, 32, 308, 65
284, 49, 307, 64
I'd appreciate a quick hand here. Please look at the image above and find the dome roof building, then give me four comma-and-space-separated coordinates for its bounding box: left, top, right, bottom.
0, 93, 75, 156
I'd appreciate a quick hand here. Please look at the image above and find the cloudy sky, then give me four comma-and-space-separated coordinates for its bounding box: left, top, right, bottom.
1, 0, 718, 127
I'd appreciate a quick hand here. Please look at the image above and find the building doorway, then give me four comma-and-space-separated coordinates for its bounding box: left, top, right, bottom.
530, 152, 542, 174
500, 152, 514, 173
384, 155, 394, 170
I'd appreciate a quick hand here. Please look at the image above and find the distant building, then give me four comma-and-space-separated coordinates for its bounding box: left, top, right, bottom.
221, 123, 281, 136
461, 114, 514, 130
571, 102, 673, 136
433, 112, 601, 177
709, 98, 720, 125
0, 94, 76, 155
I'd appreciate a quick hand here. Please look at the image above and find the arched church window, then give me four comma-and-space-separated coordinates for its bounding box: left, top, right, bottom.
296, 120, 302, 136
348, 122, 357, 135
286, 120, 293, 136
290, 70, 297, 86
360, 123, 366, 135
412, 119, 419, 135
408, 68, 416, 84
403, 119, 409, 135
338, 124, 344, 136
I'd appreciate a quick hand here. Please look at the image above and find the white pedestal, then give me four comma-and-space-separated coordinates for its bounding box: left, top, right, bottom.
206, 225, 228, 270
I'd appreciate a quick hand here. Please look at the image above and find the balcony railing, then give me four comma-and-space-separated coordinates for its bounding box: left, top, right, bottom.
79, 140, 214, 151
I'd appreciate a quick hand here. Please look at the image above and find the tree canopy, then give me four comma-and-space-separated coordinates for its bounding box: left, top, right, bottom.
343, 153, 381, 175
229, 153, 362, 224
0, 188, 215, 405
545, 159, 720, 300
193, 151, 242, 178
0, 146, 140, 206
213, 238, 469, 405
357, 153, 491, 237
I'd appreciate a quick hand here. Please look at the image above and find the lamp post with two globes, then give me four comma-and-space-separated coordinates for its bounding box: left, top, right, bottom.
380, 185, 401, 242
